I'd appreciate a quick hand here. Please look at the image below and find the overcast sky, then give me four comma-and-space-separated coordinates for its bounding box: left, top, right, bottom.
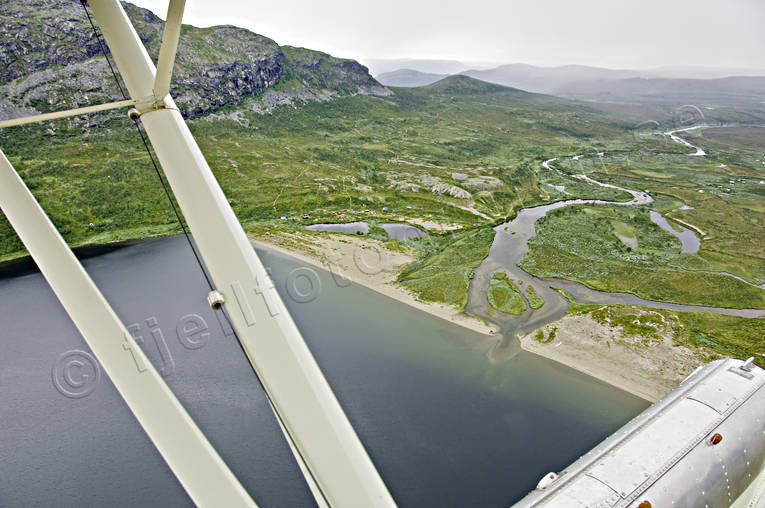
128, 0, 765, 73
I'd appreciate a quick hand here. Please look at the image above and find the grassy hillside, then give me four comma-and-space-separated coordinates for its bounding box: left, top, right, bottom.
3, 75, 763, 317
0, 75, 635, 261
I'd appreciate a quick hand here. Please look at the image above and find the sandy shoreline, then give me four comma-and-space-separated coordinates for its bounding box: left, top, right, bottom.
519, 338, 658, 402
517, 312, 712, 402
250, 232, 499, 336
250, 231, 703, 402
3, 226, 694, 401
3, 225, 690, 402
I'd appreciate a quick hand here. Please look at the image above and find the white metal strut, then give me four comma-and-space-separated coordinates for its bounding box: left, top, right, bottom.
87, 0, 395, 506
0, 150, 258, 508
0, 0, 395, 504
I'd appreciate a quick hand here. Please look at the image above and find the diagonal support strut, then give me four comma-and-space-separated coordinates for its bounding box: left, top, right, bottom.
153, 0, 185, 102
0, 149, 258, 508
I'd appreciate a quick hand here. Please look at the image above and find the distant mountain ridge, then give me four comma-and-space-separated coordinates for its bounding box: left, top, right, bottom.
376, 62, 765, 108
555, 75, 765, 107
0, 0, 391, 121
363, 58, 473, 76
463, 63, 643, 92
462, 65, 765, 107
422, 75, 515, 95
376, 69, 448, 87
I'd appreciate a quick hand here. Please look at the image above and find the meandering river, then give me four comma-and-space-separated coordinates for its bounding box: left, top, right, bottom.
649, 210, 700, 254
665, 126, 707, 156
465, 153, 765, 358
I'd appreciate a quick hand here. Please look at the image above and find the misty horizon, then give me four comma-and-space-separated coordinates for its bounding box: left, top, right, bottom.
363, 59, 765, 79
128, 0, 765, 74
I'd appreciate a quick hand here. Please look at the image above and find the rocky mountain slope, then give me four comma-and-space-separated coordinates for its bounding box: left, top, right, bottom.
0, 0, 390, 121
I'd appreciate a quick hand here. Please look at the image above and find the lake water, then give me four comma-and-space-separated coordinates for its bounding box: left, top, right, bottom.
0, 236, 647, 507
380, 223, 427, 240
306, 222, 426, 241
306, 222, 369, 234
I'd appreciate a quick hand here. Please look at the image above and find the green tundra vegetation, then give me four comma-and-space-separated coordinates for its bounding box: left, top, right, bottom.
0, 76, 638, 262
560, 143, 765, 284
554, 288, 762, 362
397, 227, 496, 307
520, 204, 765, 308
524, 285, 545, 309
1, 72, 763, 358
487, 272, 526, 315
521, 131, 765, 309
534, 326, 558, 344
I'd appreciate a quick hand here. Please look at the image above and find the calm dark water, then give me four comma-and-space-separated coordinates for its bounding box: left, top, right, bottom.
0, 236, 647, 507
